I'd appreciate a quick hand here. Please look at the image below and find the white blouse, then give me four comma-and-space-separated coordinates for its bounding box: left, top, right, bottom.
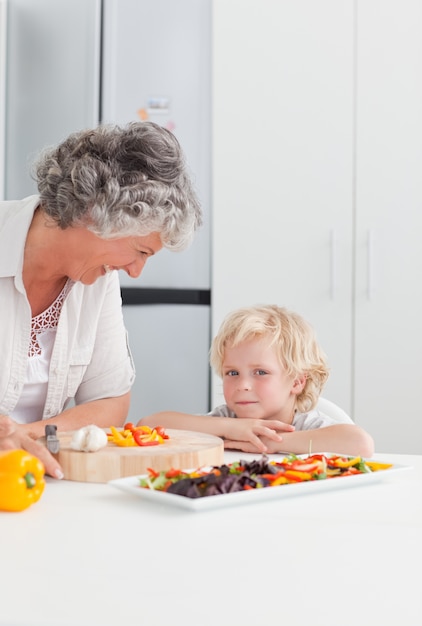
11, 281, 73, 424
1, 195, 135, 422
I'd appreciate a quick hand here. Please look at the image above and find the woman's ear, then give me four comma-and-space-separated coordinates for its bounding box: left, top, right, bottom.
292, 374, 307, 395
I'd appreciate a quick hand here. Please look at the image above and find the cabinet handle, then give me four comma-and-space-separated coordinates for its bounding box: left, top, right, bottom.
367, 229, 374, 300
330, 229, 336, 300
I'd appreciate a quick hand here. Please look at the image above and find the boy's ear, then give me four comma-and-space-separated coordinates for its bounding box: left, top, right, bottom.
292, 375, 307, 395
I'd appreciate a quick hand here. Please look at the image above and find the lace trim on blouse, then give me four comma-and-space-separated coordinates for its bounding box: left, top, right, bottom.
29, 280, 73, 357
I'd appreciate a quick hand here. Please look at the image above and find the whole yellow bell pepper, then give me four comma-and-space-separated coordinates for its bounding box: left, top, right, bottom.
0, 449, 45, 512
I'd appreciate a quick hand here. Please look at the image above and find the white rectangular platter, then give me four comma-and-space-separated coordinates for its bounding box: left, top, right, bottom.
108, 460, 411, 512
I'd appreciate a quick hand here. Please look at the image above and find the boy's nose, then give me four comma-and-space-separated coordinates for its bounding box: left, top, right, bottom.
237, 377, 252, 391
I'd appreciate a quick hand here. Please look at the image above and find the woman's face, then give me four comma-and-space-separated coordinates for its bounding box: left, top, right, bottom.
66, 229, 163, 284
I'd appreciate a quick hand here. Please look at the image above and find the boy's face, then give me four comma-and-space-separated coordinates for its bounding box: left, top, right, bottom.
222, 337, 304, 423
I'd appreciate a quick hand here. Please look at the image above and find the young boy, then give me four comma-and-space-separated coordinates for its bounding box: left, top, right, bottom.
138, 305, 374, 457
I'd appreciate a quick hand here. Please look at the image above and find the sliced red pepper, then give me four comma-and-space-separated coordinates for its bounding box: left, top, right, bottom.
147, 467, 160, 478
337, 467, 361, 476
261, 472, 285, 481
287, 461, 322, 473
155, 426, 170, 439
133, 429, 160, 447
165, 468, 184, 478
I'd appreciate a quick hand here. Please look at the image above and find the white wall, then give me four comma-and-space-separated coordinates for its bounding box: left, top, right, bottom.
0, 0, 7, 199
211, 0, 422, 454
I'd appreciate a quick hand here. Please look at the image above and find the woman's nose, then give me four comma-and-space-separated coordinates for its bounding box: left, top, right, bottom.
123, 257, 147, 279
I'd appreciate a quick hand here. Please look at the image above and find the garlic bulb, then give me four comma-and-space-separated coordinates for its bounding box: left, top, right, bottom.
70, 425, 108, 452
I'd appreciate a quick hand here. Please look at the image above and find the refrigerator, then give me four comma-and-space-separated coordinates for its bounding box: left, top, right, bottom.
1, 0, 212, 420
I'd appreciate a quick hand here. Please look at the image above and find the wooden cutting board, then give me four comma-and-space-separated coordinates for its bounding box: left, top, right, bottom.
40, 429, 224, 483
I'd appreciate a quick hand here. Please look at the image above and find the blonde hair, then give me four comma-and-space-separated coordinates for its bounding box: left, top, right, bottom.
210, 304, 329, 412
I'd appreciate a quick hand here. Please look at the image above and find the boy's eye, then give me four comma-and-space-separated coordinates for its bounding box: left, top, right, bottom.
255, 369, 267, 376
226, 370, 238, 377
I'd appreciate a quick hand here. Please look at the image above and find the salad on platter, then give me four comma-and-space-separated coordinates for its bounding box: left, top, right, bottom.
138, 453, 393, 499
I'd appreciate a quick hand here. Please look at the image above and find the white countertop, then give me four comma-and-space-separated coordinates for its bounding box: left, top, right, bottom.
1, 451, 421, 626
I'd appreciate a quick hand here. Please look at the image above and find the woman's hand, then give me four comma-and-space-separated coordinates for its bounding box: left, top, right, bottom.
221, 419, 295, 453
0, 415, 64, 479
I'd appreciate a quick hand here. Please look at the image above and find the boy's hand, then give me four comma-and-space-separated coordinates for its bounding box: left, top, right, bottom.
222, 419, 294, 453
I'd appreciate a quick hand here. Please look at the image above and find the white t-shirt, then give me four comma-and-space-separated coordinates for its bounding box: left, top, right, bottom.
208, 404, 342, 429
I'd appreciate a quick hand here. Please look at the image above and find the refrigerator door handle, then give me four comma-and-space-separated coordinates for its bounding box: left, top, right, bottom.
120, 287, 211, 306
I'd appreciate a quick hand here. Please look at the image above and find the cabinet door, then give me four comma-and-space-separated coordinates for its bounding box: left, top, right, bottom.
212, 0, 354, 409
355, 0, 422, 453
4, 0, 101, 199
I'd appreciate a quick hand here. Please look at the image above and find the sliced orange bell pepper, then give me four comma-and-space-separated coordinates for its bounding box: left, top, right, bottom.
281, 469, 314, 482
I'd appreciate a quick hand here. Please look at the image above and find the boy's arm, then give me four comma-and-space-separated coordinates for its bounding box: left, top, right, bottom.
137, 412, 295, 453
225, 424, 375, 458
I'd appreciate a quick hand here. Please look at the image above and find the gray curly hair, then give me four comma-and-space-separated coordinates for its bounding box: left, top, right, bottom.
33, 121, 202, 251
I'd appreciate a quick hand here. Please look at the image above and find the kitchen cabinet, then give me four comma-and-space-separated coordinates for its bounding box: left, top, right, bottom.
211, 0, 355, 410
211, 0, 422, 453
353, 0, 422, 453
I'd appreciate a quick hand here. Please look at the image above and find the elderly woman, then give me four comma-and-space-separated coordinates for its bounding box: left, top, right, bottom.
0, 121, 202, 477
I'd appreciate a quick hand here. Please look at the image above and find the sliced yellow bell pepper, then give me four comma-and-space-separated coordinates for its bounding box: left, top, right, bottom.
330, 456, 362, 468
271, 475, 290, 486
365, 461, 393, 472
107, 424, 170, 447
137, 425, 152, 434
108, 426, 137, 447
